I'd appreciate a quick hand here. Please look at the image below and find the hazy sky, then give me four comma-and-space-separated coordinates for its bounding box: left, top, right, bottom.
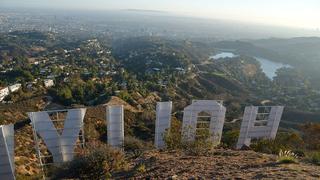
2, 0, 320, 29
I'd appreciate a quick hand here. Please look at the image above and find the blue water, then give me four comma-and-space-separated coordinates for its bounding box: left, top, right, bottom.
254, 57, 291, 79
210, 52, 237, 59
210, 52, 291, 79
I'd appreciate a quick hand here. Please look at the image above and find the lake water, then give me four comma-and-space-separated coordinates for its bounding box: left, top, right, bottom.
210, 52, 291, 79
254, 57, 291, 79
210, 52, 237, 59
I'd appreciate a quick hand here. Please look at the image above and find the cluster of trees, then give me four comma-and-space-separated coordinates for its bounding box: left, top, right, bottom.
113, 37, 192, 77
0, 68, 34, 85
49, 79, 108, 106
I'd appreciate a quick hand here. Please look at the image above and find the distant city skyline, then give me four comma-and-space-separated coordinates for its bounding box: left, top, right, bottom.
1, 0, 320, 29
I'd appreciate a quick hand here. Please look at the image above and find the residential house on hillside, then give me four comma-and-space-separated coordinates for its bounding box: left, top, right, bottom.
0, 87, 9, 101
44, 79, 54, 88
174, 67, 186, 74
8, 83, 22, 93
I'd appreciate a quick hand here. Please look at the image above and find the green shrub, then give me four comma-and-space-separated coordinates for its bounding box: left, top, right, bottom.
250, 139, 285, 154
164, 121, 214, 156
277, 149, 298, 164
221, 130, 239, 148
163, 118, 182, 150
124, 136, 152, 158
307, 152, 320, 165
52, 144, 127, 179
135, 163, 146, 173
181, 128, 214, 156
250, 132, 305, 155
181, 139, 213, 156
276, 132, 305, 150
163, 130, 182, 150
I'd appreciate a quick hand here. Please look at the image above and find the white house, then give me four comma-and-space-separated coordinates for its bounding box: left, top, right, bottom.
8, 83, 22, 93
0, 87, 9, 101
44, 79, 54, 88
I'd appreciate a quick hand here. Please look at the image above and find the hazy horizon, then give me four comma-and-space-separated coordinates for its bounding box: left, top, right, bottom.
1, 0, 320, 30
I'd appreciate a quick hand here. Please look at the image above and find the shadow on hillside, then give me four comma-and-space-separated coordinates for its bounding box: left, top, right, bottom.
14, 118, 31, 131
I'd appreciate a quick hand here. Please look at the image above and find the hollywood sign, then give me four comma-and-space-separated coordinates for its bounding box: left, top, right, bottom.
0, 100, 284, 179
0, 125, 14, 180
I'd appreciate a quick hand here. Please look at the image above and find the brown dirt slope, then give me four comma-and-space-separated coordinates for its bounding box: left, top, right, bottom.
129, 149, 320, 179
103, 96, 140, 112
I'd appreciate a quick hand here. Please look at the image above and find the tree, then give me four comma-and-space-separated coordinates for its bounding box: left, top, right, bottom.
73, 86, 85, 104
57, 86, 73, 105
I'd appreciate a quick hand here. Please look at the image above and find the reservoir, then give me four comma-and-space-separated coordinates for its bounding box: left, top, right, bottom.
211, 52, 291, 79
210, 52, 237, 59
254, 57, 291, 79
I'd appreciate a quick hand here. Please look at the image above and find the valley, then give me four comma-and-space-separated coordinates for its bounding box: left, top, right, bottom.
0, 14, 320, 179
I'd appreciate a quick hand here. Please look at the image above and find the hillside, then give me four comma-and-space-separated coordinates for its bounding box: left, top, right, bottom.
1, 32, 320, 179
210, 38, 320, 89
252, 37, 320, 65
2, 32, 320, 127
0, 96, 319, 179
125, 149, 320, 179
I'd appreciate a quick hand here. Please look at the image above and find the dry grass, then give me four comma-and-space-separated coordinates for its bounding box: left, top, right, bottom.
124, 149, 320, 179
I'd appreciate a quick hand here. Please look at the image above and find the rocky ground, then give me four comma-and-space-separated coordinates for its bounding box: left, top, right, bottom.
126, 149, 320, 179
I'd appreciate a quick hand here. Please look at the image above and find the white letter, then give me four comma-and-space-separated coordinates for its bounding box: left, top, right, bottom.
236, 106, 284, 149
106, 106, 124, 148
155, 102, 172, 149
29, 109, 86, 163
182, 100, 226, 146
0, 124, 15, 180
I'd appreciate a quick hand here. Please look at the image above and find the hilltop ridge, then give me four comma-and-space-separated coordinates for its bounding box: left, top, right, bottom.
125, 149, 320, 179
